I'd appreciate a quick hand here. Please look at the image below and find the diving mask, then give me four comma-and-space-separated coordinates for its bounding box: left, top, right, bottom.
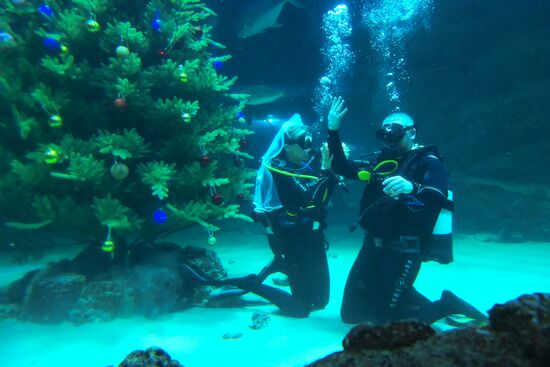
294, 133, 313, 150
376, 123, 414, 146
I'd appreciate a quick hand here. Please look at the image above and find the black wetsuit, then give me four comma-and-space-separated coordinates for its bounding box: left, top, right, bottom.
224, 158, 337, 318
328, 129, 452, 324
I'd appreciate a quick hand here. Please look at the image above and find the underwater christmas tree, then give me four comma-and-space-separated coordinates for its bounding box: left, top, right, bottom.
0, 0, 255, 254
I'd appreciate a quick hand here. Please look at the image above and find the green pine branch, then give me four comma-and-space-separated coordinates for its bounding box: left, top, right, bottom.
92, 194, 143, 230
138, 161, 177, 200
64, 153, 105, 183
57, 9, 86, 42
41, 54, 75, 76
94, 129, 150, 160
191, 68, 237, 91
153, 97, 200, 123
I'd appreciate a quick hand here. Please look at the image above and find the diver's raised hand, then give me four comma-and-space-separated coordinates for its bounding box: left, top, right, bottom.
321, 142, 334, 170
328, 97, 348, 131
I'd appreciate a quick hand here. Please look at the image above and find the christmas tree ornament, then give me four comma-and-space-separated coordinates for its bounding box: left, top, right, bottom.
48, 114, 63, 128
110, 162, 129, 180
116, 45, 130, 58
114, 97, 127, 109
211, 193, 223, 206
43, 37, 62, 54
181, 112, 192, 123
179, 72, 188, 83
177, 64, 188, 83
0, 32, 15, 47
199, 142, 210, 166
38, 4, 54, 18
236, 193, 245, 202
200, 155, 210, 166
209, 184, 223, 206
152, 11, 162, 32
153, 208, 168, 224
234, 155, 242, 167
101, 226, 115, 254
213, 60, 223, 70
237, 111, 246, 124
101, 239, 115, 253
207, 235, 217, 246
43, 148, 59, 164
85, 19, 101, 33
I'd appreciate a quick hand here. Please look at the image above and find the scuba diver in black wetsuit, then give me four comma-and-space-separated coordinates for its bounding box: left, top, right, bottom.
326, 97, 488, 325
186, 114, 337, 318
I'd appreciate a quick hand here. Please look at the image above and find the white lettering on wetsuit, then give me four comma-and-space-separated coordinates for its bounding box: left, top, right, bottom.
389, 259, 413, 308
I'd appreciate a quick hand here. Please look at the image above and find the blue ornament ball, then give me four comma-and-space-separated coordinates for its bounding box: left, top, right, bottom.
43, 37, 62, 54
38, 4, 54, 18
152, 19, 162, 31
153, 208, 168, 224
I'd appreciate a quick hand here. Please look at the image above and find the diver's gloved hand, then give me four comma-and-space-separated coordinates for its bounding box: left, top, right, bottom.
382, 175, 414, 199
320, 142, 334, 170
327, 96, 348, 130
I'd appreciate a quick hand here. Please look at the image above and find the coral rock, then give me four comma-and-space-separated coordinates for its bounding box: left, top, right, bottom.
22, 273, 85, 323
119, 347, 183, 367
343, 321, 435, 352
308, 293, 550, 367
488, 293, 550, 362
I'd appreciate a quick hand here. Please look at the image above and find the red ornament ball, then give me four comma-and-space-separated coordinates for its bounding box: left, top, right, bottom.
114, 98, 127, 109
212, 194, 223, 206
200, 155, 210, 166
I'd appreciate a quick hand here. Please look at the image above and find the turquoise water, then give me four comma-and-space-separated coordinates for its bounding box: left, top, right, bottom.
1, 0, 549, 366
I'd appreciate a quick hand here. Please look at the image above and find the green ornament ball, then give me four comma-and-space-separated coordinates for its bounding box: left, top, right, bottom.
85, 19, 100, 33
116, 45, 130, 58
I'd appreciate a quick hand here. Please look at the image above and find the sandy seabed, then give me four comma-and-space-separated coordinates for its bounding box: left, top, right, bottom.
1, 224, 549, 367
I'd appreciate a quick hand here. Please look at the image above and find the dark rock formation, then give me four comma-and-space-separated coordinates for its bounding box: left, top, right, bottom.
118, 347, 183, 367
489, 293, 550, 363
343, 321, 435, 352
0, 243, 226, 324
21, 273, 86, 323
307, 293, 550, 367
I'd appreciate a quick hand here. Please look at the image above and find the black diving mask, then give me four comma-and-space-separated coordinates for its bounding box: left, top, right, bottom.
376, 123, 414, 146
294, 134, 313, 150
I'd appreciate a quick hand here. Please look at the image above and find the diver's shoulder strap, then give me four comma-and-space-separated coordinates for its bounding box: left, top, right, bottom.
400, 145, 442, 176
417, 145, 442, 161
